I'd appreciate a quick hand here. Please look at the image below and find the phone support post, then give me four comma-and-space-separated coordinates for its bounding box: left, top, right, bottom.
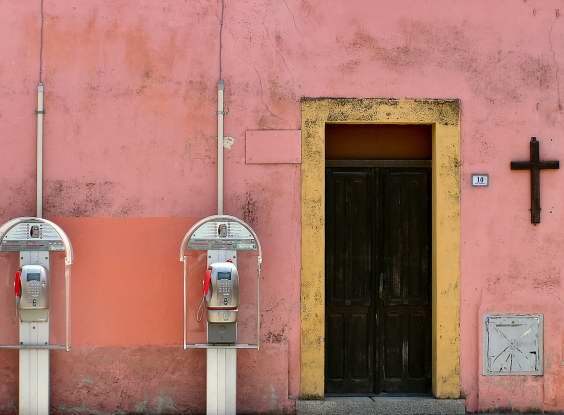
0, 217, 73, 415
179, 215, 262, 415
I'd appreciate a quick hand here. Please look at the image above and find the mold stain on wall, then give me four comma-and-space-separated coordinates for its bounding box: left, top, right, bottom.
44, 180, 143, 217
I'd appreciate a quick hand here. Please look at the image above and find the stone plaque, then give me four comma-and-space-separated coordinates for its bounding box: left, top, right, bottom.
483, 314, 543, 375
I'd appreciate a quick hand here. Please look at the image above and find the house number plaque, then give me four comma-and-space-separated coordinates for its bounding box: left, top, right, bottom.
471, 174, 489, 187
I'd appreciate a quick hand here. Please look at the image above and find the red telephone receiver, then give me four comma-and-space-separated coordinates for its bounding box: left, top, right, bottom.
203, 268, 212, 299
197, 268, 213, 322
14, 270, 22, 308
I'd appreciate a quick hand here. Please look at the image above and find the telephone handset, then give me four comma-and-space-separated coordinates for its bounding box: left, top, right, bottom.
14, 270, 22, 310
197, 268, 213, 322
203, 269, 212, 303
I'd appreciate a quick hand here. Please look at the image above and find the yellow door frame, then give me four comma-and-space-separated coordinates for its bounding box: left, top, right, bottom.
300, 98, 461, 399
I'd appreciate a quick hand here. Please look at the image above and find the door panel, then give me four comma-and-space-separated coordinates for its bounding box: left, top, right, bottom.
383, 310, 403, 380
326, 313, 345, 380
325, 166, 431, 395
349, 313, 371, 380
326, 169, 373, 394
408, 311, 428, 379
380, 169, 431, 393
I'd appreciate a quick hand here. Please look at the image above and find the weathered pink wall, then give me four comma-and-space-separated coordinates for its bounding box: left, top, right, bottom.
0, 0, 563, 413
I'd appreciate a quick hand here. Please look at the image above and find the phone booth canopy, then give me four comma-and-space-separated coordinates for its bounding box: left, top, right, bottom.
0, 217, 73, 351
179, 214, 262, 350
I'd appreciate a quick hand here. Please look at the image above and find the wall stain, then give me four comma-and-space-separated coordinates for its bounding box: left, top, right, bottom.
153, 395, 177, 414
0, 179, 34, 220
338, 59, 361, 73
240, 191, 259, 227
44, 180, 143, 217
45, 180, 114, 217
264, 326, 288, 344
532, 273, 560, 290
338, 20, 557, 105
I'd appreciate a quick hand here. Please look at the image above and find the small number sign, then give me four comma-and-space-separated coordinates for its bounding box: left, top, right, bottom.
471, 174, 489, 187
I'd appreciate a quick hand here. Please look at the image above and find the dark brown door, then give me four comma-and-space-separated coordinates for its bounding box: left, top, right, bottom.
325, 167, 431, 395
325, 169, 374, 394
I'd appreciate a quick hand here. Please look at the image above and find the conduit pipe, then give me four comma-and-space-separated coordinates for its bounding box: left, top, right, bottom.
36, 83, 44, 218
217, 80, 225, 215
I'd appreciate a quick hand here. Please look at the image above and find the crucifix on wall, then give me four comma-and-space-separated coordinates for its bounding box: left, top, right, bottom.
510, 137, 559, 224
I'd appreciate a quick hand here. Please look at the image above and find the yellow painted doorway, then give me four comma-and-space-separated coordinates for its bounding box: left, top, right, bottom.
299, 98, 461, 399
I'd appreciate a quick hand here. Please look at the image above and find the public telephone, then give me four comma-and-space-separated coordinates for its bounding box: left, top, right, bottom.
203, 262, 239, 324
0, 217, 73, 415
182, 215, 261, 347
17, 264, 49, 311
180, 215, 262, 415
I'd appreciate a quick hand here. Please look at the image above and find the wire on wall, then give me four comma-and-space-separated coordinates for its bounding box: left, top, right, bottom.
219, 0, 225, 80
38, 0, 45, 84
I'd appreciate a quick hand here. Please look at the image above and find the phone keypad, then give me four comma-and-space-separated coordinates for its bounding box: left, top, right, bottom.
22, 280, 44, 308
25, 282, 41, 299
218, 280, 231, 304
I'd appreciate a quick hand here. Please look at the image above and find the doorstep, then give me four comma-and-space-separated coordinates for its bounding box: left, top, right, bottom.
297, 396, 466, 415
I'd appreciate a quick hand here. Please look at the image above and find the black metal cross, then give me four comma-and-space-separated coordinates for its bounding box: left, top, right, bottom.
511, 137, 559, 224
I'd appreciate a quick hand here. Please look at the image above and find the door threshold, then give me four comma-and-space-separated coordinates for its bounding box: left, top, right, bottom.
371, 392, 434, 399
325, 393, 433, 398
297, 396, 465, 415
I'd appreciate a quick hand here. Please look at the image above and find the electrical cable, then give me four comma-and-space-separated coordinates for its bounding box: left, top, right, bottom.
38, 0, 45, 84
219, 0, 224, 80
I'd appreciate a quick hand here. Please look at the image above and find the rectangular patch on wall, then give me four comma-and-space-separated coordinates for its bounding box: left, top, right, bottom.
483, 314, 543, 376
245, 130, 301, 164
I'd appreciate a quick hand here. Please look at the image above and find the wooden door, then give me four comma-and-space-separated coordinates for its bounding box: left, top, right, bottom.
378, 168, 432, 393
325, 169, 375, 394
325, 167, 431, 395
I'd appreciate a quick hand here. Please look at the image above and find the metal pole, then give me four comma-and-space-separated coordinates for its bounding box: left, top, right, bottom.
257, 258, 262, 350
183, 257, 187, 350
65, 264, 71, 352
36, 84, 44, 218
217, 80, 224, 215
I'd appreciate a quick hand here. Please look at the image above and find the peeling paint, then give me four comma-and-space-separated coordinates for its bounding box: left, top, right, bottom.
223, 136, 235, 149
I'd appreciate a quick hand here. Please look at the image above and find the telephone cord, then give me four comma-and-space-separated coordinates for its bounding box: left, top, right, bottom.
196, 296, 206, 322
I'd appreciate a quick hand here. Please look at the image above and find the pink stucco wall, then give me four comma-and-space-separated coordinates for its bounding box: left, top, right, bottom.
0, 0, 563, 413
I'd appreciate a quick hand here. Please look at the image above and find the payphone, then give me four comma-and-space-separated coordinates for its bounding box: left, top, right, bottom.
180, 215, 262, 414
200, 260, 240, 344
18, 264, 49, 313
0, 217, 73, 415
204, 262, 239, 320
